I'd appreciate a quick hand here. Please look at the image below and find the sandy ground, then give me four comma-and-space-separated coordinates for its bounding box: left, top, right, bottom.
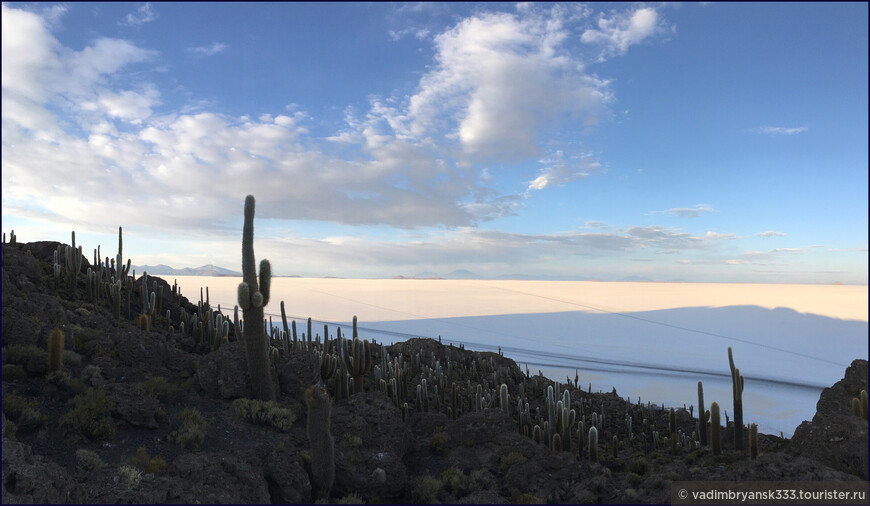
173, 277, 868, 323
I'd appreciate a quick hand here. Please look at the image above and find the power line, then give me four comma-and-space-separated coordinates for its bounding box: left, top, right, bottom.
482, 284, 847, 367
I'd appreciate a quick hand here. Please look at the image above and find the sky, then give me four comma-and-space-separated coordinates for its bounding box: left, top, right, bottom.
2, 2, 867, 283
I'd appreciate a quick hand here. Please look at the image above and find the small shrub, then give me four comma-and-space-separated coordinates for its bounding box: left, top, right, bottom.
58, 387, 115, 441
429, 430, 448, 456
125, 446, 167, 474
468, 469, 496, 492
2, 345, 45, 366
411, 475, 442, 503
3, 418, 18, 439
231, 398, 295, 432
62, 349, 82, 367
438, 467, 469, 497
47, 370, 84, 393
628, 456, 649, 475
180, 376, 196, 390
171, 408, 207, 450
2, 393, 47, 432
76, 448, 104, 472
333, 493, 365, 504
117, 464, 143, 489
80, 365, 104, 387
2, 364, 26, 381
141, 376, 178, 403
499, 451, 527, 470
627, 472, 644, 487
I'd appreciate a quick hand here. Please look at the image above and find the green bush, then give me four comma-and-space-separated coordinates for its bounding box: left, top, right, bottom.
231, 398, 295, 432
117, 465, 143, 489
2, 393, 47, 432
125, 446, 167, 474
438, 467, 469, 497
429, 430, 448, 456
411, 475, 442, 503
627, 472, 644, 487
499, 451, 527, 470
75, 448, 104, 472
58, 387, 115, 441
2, 345, 45, 366
142, 376, 178, 403
171, 408, 207, 450
2, 364, 26, 381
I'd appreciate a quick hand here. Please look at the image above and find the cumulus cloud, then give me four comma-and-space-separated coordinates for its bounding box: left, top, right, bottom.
754, 126, 808, 135
581, 6, 666, 61
1, 3, 662, 238
122, 3, 157, 26
757, 230, 786, 237
187, 42, 228, 57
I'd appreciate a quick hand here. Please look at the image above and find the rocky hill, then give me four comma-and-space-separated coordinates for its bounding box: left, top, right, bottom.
1, 237, 867, 504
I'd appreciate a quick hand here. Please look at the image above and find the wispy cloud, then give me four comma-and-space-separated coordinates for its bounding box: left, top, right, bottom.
757, 230, 786, 237
187, 42, 228, 57
754, 126, 808, 135
121, 3, 157, 26
653, 204, 715, 218
581, 6, 667, 61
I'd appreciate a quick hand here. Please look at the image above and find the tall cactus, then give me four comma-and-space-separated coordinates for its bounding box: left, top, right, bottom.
588, 426, 598, 461
728, 347, 745, 451
237, 195, 276, 401
697, 381, 708, 446
711, 401, 721, 455
305, 384, 334, 501
65, 231, 82, 297
47, 327, 65, 372
749, 423, 758, 459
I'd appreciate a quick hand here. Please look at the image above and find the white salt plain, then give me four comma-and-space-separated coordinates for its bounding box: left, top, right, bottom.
171, 276, 868, 437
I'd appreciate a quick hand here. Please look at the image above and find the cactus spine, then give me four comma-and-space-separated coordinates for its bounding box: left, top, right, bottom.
728, 347, 745, 451
237, 195, 276, 401
47, 327, 64, 372
304, 385, 334, 501
697, 381, 708, 446
711, 401, 721, 455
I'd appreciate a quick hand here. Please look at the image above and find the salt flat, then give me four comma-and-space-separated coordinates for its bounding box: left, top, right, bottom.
170, 276, 868, 437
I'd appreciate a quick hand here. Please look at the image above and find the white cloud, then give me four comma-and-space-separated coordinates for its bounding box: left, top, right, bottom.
755, 126, 808, 135
526, 151, 601, 192
757, 230, 787, 237
581, 6, 665, 60
653, 204, 715, 218
187, 42, 228, 57
122, 3, 157, 26
396, 10, 613, 164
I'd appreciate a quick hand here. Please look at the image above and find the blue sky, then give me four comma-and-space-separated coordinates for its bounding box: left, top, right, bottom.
2, 2, 867, 283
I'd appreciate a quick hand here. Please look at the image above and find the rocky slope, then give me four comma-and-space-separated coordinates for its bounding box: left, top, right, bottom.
2, 239, 867, 504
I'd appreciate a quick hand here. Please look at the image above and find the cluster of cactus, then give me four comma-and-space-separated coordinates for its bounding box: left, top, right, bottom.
237, 195, 276, 402
4, 230, 17, 244
341, 317, 372, 395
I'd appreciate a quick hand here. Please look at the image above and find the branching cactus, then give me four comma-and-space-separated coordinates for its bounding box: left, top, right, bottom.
711, 401, 721, 455
342, 331, 371, 395
237, 195, 276, 401
697, 381, 708, 446
728, 347, 745, 451
305, 384, 334, 501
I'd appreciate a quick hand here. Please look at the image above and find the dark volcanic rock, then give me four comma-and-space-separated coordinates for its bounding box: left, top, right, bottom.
1, 440, 85, 503
103, 382, 160, 429
197, 340, 256, 399
789, 359, 868, 479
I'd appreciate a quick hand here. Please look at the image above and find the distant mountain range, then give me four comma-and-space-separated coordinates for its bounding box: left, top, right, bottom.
131, 264, 241, 277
